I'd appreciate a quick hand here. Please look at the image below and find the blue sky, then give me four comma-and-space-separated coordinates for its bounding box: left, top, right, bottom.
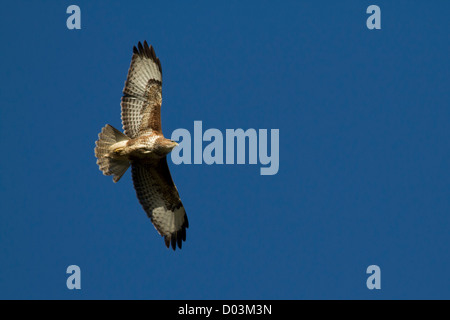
0, 1, 449, 299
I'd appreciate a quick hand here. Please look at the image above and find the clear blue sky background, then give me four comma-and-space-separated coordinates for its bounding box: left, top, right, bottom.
0, 1, 449, 299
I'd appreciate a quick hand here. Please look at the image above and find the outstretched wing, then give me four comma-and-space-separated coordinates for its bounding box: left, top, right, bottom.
121, 41, 163, 138
131, 158, 189, 250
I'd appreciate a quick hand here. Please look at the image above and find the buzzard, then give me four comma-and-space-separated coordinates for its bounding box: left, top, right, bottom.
94, 41, 188, 250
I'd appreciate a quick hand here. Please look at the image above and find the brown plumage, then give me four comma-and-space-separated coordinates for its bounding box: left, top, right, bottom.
94, 41, 188, 250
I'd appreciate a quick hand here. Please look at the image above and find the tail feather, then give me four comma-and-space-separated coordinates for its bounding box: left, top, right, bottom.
95, 124, 130, 183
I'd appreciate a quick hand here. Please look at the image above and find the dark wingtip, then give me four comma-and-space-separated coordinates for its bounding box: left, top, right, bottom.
185, 214, 189, 229
143, 40, 150, 57
181, 227, 186, 242
133, 40, 162, 73
137, 41, 144, 54
171, 236, 176, 250
164, 237, 170, 249
177, 231, 183, 249
163, 213, 189, 251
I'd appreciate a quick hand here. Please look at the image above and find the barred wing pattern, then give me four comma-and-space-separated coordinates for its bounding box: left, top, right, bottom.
132, 159, 189, 250
121, 41, 163, 138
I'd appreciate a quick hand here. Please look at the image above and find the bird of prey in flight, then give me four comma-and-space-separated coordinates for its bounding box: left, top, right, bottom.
95, 41, 188, 250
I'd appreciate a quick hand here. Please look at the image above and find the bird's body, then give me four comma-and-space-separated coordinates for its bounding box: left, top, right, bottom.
94, 41, 188, 250
110, 132, 175, 160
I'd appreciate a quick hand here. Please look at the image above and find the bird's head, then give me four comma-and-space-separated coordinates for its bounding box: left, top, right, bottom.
162, 139, 179, 152
169, 140, 179, 150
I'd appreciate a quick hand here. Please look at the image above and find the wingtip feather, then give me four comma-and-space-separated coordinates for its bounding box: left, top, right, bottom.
161, 214, 188, 251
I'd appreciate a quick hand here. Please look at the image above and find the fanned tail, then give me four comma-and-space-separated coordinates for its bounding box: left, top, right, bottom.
95, 124, 130, 183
